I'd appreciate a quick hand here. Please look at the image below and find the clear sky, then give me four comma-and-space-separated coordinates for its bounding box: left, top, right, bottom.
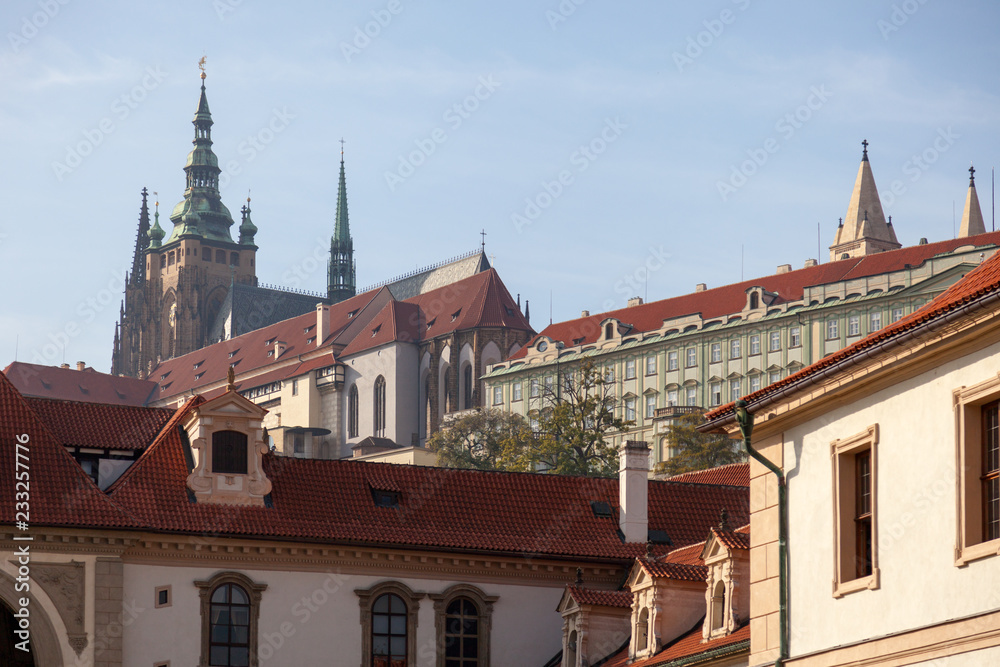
2, 0, 999, 373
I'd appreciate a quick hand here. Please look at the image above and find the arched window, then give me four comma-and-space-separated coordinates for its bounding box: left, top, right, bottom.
711, 581, 726, 631
605, 323, 614, 339
637, 607, 649, 652
168, 251, 175, 266
212, 430, 247, 474
750, 292, 759, 309
443, 598, 480, 665
348, 385, 359, 438
566, 630, 578, 667
203, 246, 212, 261
462, 365, 473, 409
216, 249, 226, 264
230, 252, 240, 267
374, 376, 386, 438
372, 593, 407, 666
196, 572, 266, 667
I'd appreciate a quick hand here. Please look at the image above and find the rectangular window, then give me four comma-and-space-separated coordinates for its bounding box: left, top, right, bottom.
493, 386, 503, 405
666, 390, 677, 407
667, 351, 678, 371
832, 425, 879, 597
530, 415, 539, 432
729, 379, 741, 402
749, 375, 761, 392
605, 367, 615, 383
749, 335, 760, 356
686, 348, 697, 368
646, 394, 657, 417
625, 397, 636, 421
710, 343, 722, 363
826, 319, 839, 340
686, 387, 697, 406
530, 379, 539, 398
646, 356, 657, 375
730, 339, 741, 359
710, 382, 722, 407
291, 379, 299, 396
513, 382, 522, 401
870, 311, 882, 332
769, 331, 781, 352
848, 315, 860, 337
955, 377, 1000, 565
892, 307, 904, 322
545, 376, 553, 394
625, 359, 636, 380
769, 371, 781, 385
790, 326, 801, 348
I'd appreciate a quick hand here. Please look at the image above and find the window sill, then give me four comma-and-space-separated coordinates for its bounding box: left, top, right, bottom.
833, 569, 879, 598
955, 538, 1000, 567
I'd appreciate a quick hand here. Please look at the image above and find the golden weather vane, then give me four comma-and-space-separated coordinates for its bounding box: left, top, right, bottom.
198, 56, 207, 79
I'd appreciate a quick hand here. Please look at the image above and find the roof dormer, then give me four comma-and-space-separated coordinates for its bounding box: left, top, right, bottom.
624, 558, 708, 661
699, 515, 750, 641
184, 374, 271, 506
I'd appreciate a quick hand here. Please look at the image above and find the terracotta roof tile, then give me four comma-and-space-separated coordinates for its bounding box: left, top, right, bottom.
710, 526, 750, 551
512, 231, 1000, 360
24, 397, 173, 451
665, 463, 749, 487
3, 361, 157, 405
599, 622, 750, 667
637, 559, 707, 581
566, 585, 633, 608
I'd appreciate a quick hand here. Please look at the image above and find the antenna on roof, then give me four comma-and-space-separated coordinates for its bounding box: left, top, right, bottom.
817, 222, 821, 265
549, 290, 553, 326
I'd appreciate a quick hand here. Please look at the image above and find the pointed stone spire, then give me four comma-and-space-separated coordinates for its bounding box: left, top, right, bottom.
327, 141, 357, 304
239, 193, 258, 246
166, 64, 236, 245
959, 164, 987, 238
130, 188, 151, 285
829, 140, 901, 261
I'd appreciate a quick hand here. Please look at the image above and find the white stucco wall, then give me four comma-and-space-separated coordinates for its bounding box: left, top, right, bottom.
784, 339, 1000, 657
122, 563, 565, 666
343, 342, 419, 449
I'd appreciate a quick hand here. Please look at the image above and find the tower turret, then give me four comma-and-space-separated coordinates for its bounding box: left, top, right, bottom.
130, 188, 151, 285
148, 199, 164, 248
328, 143, 357, 303
829, 140, 901, 261
239, 195, 258, 246
959, 164, 987, 238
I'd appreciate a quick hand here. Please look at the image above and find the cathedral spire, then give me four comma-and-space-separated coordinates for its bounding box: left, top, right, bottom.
131, 187, 151, 285
149, 197, 164, 248
829, 140, 901, 261
328, 141, 356, 303
239, 193, 258, 246
959, 164, 987, 238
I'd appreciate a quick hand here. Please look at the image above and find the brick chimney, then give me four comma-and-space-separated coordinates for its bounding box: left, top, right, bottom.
804, 259, 818, 268
627, 297, 643, 308
76, 361, 86, 371
619, 440, 650, 543
776, 264, 792, 274
695, 283, 707, 292
316, 304, 330, 348
275, 341, 287, 358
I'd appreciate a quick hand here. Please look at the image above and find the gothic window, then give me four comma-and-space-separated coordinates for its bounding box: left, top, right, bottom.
160, 254, 166, 268
203, 246, 212, 261
216, 249, 226, 264
463, 365, 473, 409
348, 385, 359, 439
168, 251, 175, 266
212, 430, 247, 475
374, 376, 386, 438
230, 252, 240, 267
196, 572, 265, 667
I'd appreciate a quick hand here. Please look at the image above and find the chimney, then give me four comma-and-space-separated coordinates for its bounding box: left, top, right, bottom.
776, 264, 792, 274
60, 363, 70, 369
803, 259, 818, 268
316, 304, 330, 348
627, 297, 643, 308
619, 440, 650, 543
581, 310, 590, 317
76, 361, 86, 371
275, 341, 287, 358
695, 283, 707, 292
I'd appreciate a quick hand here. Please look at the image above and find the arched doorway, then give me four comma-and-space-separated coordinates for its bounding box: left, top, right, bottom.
0, 598, 35, 666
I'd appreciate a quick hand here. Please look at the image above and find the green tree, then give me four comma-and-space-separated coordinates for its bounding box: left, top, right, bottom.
655, 410, 745, 476
427, 409, 533, 471
523, 360, 634, 476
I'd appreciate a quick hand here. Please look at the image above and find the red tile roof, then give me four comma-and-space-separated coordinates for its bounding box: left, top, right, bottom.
0, 372, 135, 529
511, 231, 1000, 359
3, 361, 157, 406
24, 397, 173, 451
636, 559, 707, 582
599, 622, 750, 667
666, 463, 749, 487
705, 232, 1000, 424
662, 541, 706, 566
709, 526, 750, 551
566, 585, 633, 608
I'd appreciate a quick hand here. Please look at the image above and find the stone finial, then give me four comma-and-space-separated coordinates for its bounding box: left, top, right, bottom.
970, 163, 976, 186
861, 138, 869, 161
575, 567, 583, 585
719, 508, 730, 531
227, 365, 236, 391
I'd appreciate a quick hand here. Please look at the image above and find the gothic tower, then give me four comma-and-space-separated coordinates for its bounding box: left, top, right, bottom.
327, 147, 356, 303
829, 140, 901, 261
959, 165, 987, 238
113, 69, 258, 377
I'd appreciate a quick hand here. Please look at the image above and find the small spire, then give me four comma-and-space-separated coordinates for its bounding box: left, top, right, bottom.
888, 215, 893, 226
645, 540, 654, 560
969, 163, 976, 186
148, 196, 165, 248
838, 217, 843, 227
861, 138, 869, 162
719, 508, 730, 531
574, 567, 583, 586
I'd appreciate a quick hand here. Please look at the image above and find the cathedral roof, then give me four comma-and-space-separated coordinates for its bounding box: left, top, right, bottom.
373, 249, 492, 301
206, 282, 329, 343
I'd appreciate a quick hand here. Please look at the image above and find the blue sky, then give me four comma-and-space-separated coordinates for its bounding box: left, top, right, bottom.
2, 0, 999, 373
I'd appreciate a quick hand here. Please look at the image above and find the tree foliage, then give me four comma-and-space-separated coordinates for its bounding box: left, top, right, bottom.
427, 409, 533, 471
655, 410, 745, 476
521, 360, 634, 477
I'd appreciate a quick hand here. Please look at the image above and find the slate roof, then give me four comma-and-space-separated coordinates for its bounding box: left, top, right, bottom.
705, 230, 1000, 424
510, 231, 1000, 359
666, 463, 749, 487
566, 585, 633, 608
207, 282, 327, 343
24, 397, 173, 451
4, 361, 157, 406
369, 250, 491, 301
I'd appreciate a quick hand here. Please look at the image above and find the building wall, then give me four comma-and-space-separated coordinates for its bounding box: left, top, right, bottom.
779, 340, 1000, 661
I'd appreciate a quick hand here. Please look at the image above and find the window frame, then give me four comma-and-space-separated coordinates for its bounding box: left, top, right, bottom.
667, 351, 678, 371
870, 311, 882, 332
710, 343, 722, 363
530, 379, 539, 398
646, 355, 658, 376
647, 393, 658, 417
685, 386, 697, 407
848, 315, 860, 337
625, 359, 636, 380
492, 385, 503, 406
826, 318, 840, 341
749, 334, 760, 356
789, 326, 802, 348
429, 584, 498, 667
729, 339, 741, 359
686, 347, 698, 368
348, 384, 359, 438
709, 382, 722, 407
211, 430, 248, 475
831, 424, 880, 597
624, 396, 636, 422
356, 581, 424, 667
195, 572, 266, 667
512, 382, 522, 402
769, 331, 781, 352
954, 375, 1000, 565
892, 307, 904, 322
729, 378, 741, 402
373, 376, 387, 438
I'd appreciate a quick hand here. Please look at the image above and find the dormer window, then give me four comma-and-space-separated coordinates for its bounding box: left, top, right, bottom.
710, 581, 726, 631
228, 349, 239, 358
371, 488, 400, 508
605, 323, 615, 340
212, 431, 248, 474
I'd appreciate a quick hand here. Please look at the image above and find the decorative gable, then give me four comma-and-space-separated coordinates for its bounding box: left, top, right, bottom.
700, 523, 750, 641
184, 384, 271, 506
